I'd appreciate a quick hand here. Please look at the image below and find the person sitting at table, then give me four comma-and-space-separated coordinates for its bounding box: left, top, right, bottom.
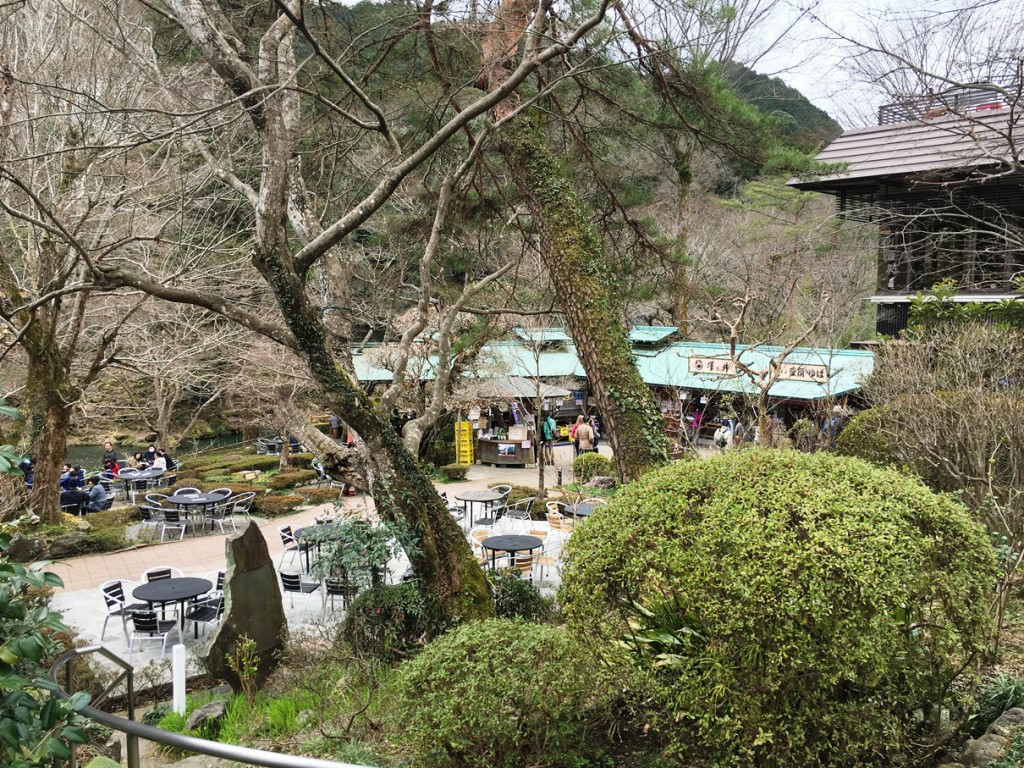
128, 451, 146, 469
143, 445, 157, 464
151, 450, 168, 471
102, 458, 120, 477
83, 475, 108, 512
60, 487, 90, 512
59, 463, 75, 490
160, 448, 175, 470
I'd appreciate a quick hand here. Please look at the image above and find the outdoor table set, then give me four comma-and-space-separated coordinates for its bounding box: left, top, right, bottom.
166, 492, 226, 531
454, 489, 505, 527
132, 576, 212, 639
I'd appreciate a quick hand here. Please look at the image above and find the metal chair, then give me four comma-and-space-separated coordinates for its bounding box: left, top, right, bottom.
175, 487, 201, 496
141, 566, 185, 582
99, 580, 148, 643
312, 459, 344, 491
503, 497, 536, 531
185, 595, 224, 638
137, 505, 165, 536
231, 491, 256, 520
160, 509, 189, 541
210, 498, 236, 533
277, 525, 311, 570
324, 575, 359, 612
280, 572, 321, 619
127, 611, 178, 661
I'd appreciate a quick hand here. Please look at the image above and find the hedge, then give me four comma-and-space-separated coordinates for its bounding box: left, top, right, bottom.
560, 449, 997, 767
394, 619, 614, 767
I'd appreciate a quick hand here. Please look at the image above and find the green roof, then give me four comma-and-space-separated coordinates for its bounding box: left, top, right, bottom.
351, 333, 873, 402
629, 326, 678, 343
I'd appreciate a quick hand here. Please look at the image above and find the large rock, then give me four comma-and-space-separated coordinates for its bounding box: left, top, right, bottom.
988, 707, 1024, 738
960, 733, 1007, 767
204, 522, 287, 692
185, 699, 227, 732
48, 532, 89, 558
7, 532, 44, 562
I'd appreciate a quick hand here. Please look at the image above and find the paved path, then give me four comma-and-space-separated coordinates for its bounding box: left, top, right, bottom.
49, 448, 588, 593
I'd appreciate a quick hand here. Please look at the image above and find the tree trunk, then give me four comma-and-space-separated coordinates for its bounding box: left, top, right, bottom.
500, 119, 668, 481
24, 361, 74, 525
255, 244, 492, 628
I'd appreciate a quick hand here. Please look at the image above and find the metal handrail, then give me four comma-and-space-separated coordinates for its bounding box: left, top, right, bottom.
49, 645, 371, 768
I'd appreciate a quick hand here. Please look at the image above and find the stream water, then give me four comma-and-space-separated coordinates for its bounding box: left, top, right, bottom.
63, 433, 244, 468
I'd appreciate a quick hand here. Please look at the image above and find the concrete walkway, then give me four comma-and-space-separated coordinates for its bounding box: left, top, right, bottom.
47, 447, 597, 669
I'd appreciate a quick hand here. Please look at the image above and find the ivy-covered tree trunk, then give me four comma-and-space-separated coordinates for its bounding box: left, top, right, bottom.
24, 355, 76, 525
254, 238, 492, 628
500, 119, 668, 481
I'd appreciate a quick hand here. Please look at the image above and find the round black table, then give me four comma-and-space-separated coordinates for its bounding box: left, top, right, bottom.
454, 490, 504, 527
120, 469, 167, 503
481, 534, 543, 569
573, 502, 601, 517
168, 493, 228, 533
133, 577, 212, 638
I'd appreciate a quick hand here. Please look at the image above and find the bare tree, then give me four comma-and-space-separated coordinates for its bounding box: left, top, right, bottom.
66, 0, 615, 623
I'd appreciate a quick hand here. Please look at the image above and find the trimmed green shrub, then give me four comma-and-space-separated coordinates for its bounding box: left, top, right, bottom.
487, 568, 552, 622
833, 407, 902, 467
560, 449, 997, 768
439, 463, 468, 482
251, 494, 303, 518
339, 583, 428, 662
572, 452, 612, 483
286, 452, 314, 468
267, 469, 316, 491
395, 619, 613, 768
295, 487, 345, 505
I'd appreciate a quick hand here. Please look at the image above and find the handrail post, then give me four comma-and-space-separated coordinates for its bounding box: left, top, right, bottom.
65, 658, 77, 768
126, 668, 139, 768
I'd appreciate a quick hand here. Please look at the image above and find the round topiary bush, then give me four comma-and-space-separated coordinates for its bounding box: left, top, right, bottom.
394, 619, 614, 768
572, 452, 613, 483
560, 450, 996, 767
338, 582, 429, 662
487, 567, 553, 622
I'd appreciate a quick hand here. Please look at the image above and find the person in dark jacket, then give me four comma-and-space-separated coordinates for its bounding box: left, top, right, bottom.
100, 441, 118, 467
84, 476, 107, 512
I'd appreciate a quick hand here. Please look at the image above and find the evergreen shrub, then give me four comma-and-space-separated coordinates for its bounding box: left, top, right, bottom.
439, 463, 468, 482
251, 495, 303, 518
267, 469, 316, 491
487, 568, 552, 622
395, 619, 612, 768
572, 452, 612, 483
560, 450, 997, 767
833, 407, 902, 467
339, 583, 428, 662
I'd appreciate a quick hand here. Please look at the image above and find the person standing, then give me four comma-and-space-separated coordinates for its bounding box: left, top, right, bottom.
540, 412, 558, 465
100, 441, 118, 468
329, 413, 342, 439
576, 416, 595, 454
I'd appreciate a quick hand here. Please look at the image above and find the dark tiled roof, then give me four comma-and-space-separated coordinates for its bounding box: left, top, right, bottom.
790, 108, 1023, 189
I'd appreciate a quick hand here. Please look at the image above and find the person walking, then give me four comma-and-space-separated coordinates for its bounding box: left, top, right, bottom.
575, 415, 595, 454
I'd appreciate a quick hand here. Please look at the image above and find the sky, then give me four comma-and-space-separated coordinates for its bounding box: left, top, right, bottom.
753, 0, 1022, 129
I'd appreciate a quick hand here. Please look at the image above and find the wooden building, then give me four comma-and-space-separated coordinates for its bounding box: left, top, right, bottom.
790, 85, 1024, 334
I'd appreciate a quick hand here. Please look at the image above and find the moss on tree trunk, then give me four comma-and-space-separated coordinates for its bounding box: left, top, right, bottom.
500, 119, 668, 481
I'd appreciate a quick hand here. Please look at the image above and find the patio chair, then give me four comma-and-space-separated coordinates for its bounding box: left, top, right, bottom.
581, 497, 608, 505
324, 574, 359, 612
144, 493, 170, 507
160, 509, 189, 541
127, 611, 178, 662
175, 487, 201, 496
503, 497, 536, 531
99, 579, 148, 643
141, 566, 185, 582
208, 487, 233, 499
280, 572, 321, 619
312, 459, 344, 491
231, 491, 256, 520
277, 525, 311, 571
185, 595, 224, 639
209, 498, 236, 533
512, 552, 535, 581
137, 505, 165, 535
